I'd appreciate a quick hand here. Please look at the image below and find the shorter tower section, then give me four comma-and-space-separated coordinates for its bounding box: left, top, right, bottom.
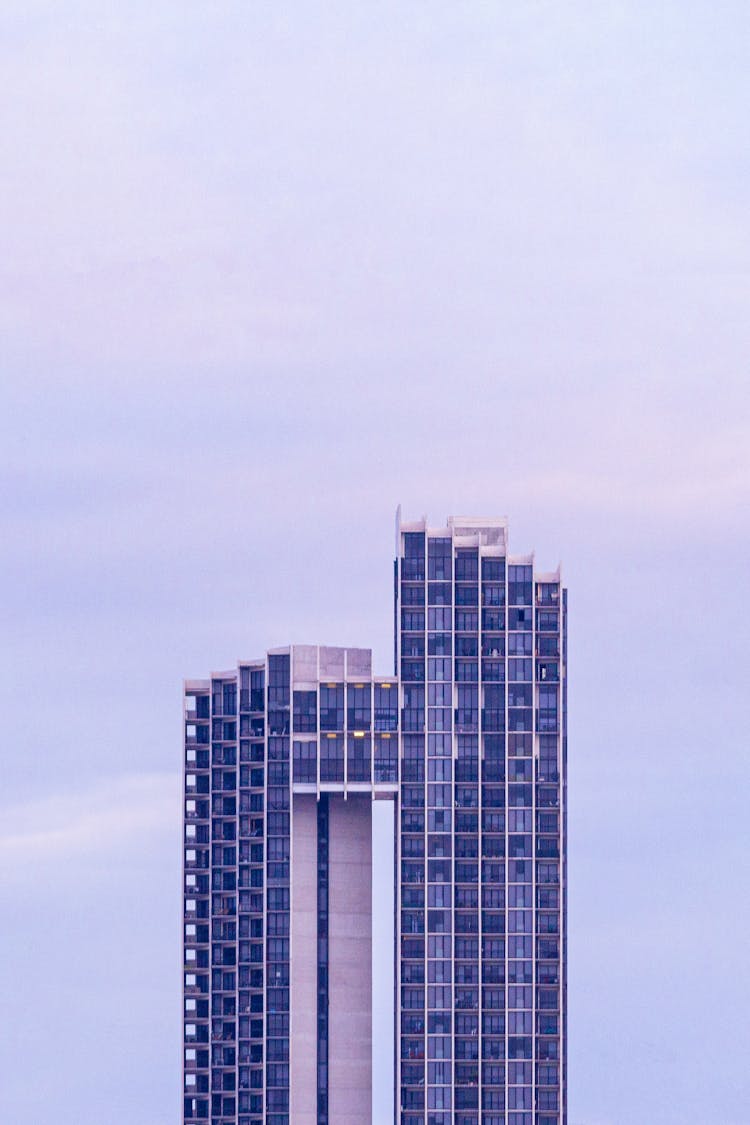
183, 645, 399, 1125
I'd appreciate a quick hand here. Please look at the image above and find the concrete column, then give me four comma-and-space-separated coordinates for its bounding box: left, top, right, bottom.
290, 795, 317, 1125
328, 794, 372, 1124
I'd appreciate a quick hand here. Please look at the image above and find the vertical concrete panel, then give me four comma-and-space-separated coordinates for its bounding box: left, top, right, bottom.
372, 800, 395, 1125
328, 795, 372, 1124
291, 795, 318, 1125
292, 645, 318, 683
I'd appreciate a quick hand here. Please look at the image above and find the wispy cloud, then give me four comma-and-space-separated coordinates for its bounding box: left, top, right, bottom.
0, 772, 179, 874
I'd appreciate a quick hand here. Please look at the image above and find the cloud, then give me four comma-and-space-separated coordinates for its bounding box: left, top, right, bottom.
0, 772, 179, 875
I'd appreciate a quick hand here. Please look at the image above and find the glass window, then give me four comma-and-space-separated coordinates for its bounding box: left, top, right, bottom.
401, 583, 425, 607
347, 734, 371, 781
374, 734, 398, 782
455, 550, 479, 582
319, 735, 343, 782
508, 753, 531, 777
402, 609, 425, 632
428, 607, 451, 630
537, 886, 559, 909
428, 582, 452, 605
427, 658, 451, 682
401, 659, 425, 682
347, 684, 371, 730
481, 557, 505, 581
404, 532, 425, 557
374, 684, 398, 731
482, 659, 504, 682
482, 582, 505, 608
427, 1035, 451, 1059
455, 659, 478, 682
428, 733, 452, 756
427, 681, 451, 706
456, 837, 479, 859
453, 609, 476, 632
537, 659, 559, 682
507, 631, 532, 654
292, 740, 316, 783
292, 691, 317, 733
509, 784, 532, 807
402, 633, 425, 658
427, 1060, 452, 1084
508, 809, 531, 832
482, 608, 505, 632
508, 658, 532, 681
507, 684, 532, 708
536, 634, 559, 657
428, 960, 452, 984
267, 654, 290, 689
455, 584, 478, 606
428, 538, 452, 581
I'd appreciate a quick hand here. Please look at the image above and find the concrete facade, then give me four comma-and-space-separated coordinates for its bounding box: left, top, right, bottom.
290, 796, 317, 1125
328, 795, 372, 1125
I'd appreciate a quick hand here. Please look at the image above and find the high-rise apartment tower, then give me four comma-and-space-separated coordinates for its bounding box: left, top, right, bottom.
183, 513, 567, 1125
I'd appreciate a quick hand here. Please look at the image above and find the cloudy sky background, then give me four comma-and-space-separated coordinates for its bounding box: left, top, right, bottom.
1, 3, 749, 1123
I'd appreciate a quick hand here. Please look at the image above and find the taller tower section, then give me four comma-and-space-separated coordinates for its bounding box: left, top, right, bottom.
395, 514, 567, 1125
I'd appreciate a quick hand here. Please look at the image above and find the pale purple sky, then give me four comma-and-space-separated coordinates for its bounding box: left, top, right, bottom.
1, 4, 749, 1123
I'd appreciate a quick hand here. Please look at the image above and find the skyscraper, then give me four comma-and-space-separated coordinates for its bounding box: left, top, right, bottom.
183, 513, 567, 1125
395, 516, 566, 1125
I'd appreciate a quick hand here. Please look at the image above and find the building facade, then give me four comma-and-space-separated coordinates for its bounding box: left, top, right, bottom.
183, 514, 567, 1125
394, 516, 566, 1125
